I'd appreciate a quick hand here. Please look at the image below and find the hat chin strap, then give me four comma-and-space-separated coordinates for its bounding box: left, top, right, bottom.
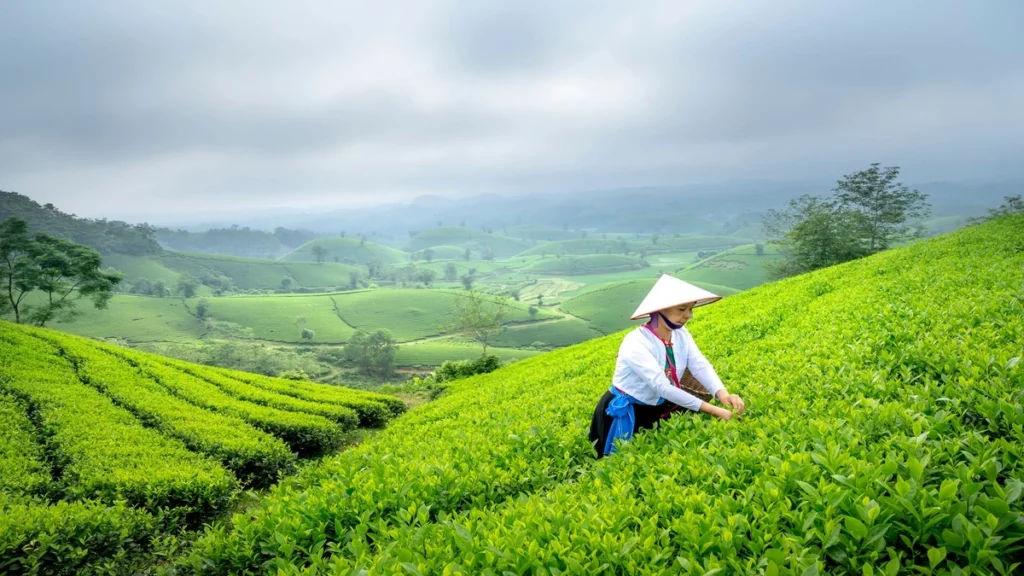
648, 311, 683, 330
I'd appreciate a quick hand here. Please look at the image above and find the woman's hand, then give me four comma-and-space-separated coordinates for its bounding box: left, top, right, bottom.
700, 402, 734, 420
715, 390, 746, 416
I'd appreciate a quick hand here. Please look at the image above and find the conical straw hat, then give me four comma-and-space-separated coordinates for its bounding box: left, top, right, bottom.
630, 274, 722, 320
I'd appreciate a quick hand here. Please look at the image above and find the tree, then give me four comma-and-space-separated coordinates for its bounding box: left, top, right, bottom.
444, 262, 458, 282
528, 305, 538, 319
0, 217, 122, 326
970, 195, 1024, 224
763, 195, 866, 280
344, 329, 398, 378
463, 248, 471, 261
449, 289, 512, 357
482, 246, 495, 261
349, 270, 360, 289
461, 274, 474, 290
830, 163, 930, 252
762, 164, 931, 280
367, 260, 382, 279
423, 248, 435, 263
651, 234, 660, 245
359, 236, 366, 247
151, 281, 167, 297
311, 245, 327, 263
0, 217, 36, 323
176, 273, 200, 298
333, 255, 340, 263
416, 268, 437, 287
301, 328, 315, 341
755, 243, 765, 256
281, 276, 293, 289
340, 231, 346, 238
196, 298, 210, 320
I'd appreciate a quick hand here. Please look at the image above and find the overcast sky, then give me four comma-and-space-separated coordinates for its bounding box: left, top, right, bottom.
2, 1, 1023, 221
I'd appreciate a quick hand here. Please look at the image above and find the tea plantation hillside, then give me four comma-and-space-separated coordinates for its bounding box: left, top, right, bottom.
181, 215, 1023, 575
282, 237, 408, 266
0, 325, 405, 573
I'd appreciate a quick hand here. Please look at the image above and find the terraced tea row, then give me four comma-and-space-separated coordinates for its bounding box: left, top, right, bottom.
0, 323, 407, 573
182, 215, 1024, 575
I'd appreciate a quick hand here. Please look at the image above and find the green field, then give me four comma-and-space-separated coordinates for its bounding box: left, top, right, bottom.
194, 294, 356, 343
282, 237, 408, 265
402, 227, 531, 258
517, 237, 649, 257
332, 288, 554, 342
655, 234, 754, 251
394, 339, 540, 367
50, 294, 205, 342
522, 254, 649, 275
417, 245, 465, 260
561, 278, 740, 334
180, 214, 1024, 576
675, 243, 782, 290
489, 317, 602, 348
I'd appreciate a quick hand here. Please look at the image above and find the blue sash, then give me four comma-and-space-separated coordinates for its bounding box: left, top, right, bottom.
604, 388, 663, 456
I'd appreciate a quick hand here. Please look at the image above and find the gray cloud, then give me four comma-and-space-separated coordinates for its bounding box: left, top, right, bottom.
1, 0, 1022, 220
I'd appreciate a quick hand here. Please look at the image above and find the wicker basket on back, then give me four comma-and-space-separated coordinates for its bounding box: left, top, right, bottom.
678, 368, 713, 402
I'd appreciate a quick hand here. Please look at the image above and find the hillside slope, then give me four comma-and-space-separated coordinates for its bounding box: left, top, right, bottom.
183, 216, 1024, 574
283, 237, 408, 266
0, 324, 405, 572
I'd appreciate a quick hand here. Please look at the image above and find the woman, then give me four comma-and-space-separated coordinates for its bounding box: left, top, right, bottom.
589, 274, 745, 458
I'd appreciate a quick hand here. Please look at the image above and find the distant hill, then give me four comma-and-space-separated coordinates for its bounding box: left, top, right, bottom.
502, 225, 584, 241
0, 190, 161, 255
675, 243, 782, 291
522, 254, 649, 275
282, 237, 408, 266
154, 226, 317, 259
103, 251, 363, 293
403, 227, 530, 258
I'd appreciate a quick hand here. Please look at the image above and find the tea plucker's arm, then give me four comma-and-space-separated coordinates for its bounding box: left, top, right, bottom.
681, 329, 745, 417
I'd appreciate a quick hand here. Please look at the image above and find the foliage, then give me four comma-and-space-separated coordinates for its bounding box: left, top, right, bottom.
970, 195, 1024, 224
1, 217, 122, 326
448, 289, 514, 357
0, 494, 163, 576
444, 262, 458, 282
432, 354, 502, 384
344, 329, 399, 379
183, 214, 1024, 575
35, 331, 297, 488
0, 190, 161, 256
763, 164, 930, 279
0, 392, 50, 497
0, 328, 238, 523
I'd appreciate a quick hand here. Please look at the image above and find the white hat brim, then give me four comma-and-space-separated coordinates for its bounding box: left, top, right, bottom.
629, 274, 722, 320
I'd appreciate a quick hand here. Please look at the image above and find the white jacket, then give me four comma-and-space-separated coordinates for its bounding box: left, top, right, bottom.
611, 325, 725, 411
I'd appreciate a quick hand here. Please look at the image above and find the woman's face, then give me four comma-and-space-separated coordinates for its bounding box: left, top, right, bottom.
660, 303, 694, 326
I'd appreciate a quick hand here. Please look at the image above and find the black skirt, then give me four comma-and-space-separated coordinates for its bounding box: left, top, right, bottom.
588, 390, 683, 458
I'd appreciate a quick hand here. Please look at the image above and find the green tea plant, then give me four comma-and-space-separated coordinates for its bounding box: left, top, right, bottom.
0, 392, 50, 497
183, 215, 1024, 575
0, 329, 238, 521
31, 331, 298, 488
123, 354, 346, 456
213, 366, 406, 427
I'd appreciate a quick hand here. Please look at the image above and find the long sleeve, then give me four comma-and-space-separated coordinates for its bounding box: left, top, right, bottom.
618, 333, 704, 412
685, 333, 725, 398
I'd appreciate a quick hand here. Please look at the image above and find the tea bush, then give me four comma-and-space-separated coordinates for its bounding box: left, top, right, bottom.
183, 215, 1024, 575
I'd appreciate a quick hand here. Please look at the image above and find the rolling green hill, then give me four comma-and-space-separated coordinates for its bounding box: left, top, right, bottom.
561, 278, 740, 334
181, 214, 1024, 575
675, 243, 782, 290
0, 322, 405, 573
403, 227, 530, 257
522, 254, 649, 275
517, 237, 648, 257
416, 245, 465, 260
502, 225, 583, 241
103, 251, 365, 292
282, 238, 408, 266
655, 234, 754, 251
